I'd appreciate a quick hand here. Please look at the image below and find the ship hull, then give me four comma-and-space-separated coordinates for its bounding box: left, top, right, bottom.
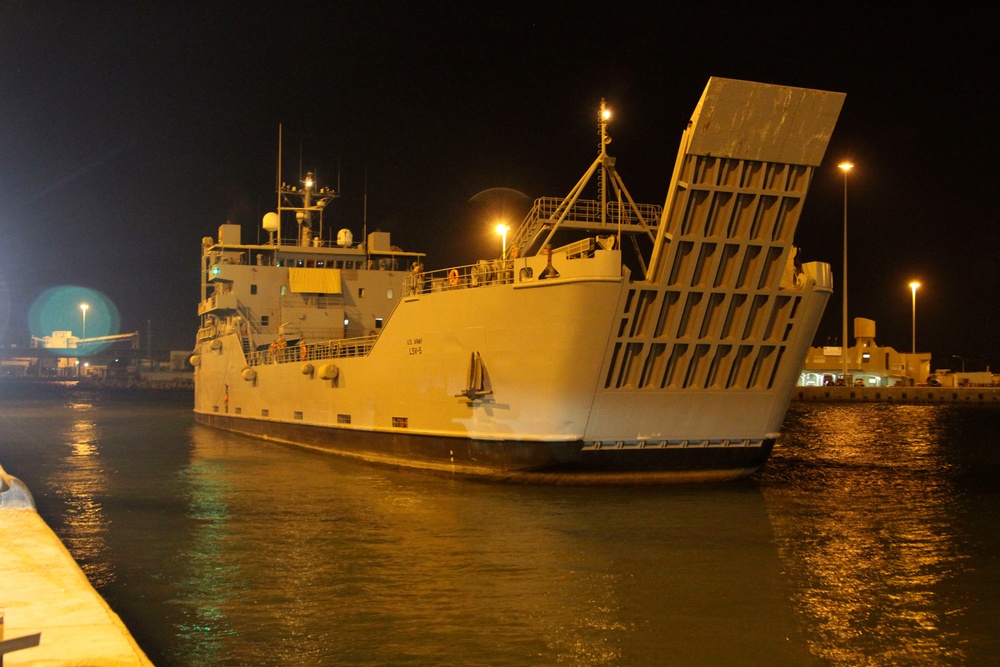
194, 411, 774, 483
193, 273, 818, 483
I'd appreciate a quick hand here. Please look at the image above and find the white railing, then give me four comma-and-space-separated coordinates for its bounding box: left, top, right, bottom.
530, 196, 661, 226
404, 259, 514, 296
245, 334, 379, 367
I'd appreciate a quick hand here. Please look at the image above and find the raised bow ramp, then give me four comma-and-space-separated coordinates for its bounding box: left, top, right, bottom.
586, 79, 844, 460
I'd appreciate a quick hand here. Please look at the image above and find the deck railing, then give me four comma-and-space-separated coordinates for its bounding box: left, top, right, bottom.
404, 259, 514, 296
245, 334, 379, 367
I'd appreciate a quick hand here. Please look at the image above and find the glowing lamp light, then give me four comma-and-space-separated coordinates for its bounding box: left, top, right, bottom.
909, 281, 921, 354
495, 223, 510, 260
30, 286, 122, 352
601, 108, 612, 121
838, 161, 853, 383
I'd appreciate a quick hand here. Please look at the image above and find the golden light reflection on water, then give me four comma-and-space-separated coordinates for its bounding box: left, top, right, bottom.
7, 390, 996, 665
763, 404, 966, 666
172, 427, 784, 665
51, 399, 115, 586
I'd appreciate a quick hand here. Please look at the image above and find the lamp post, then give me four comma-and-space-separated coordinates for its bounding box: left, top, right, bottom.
909, 281, 920, 354
80, 303, 89, 340
495, 223, 510, 260
838, 162, 853, 383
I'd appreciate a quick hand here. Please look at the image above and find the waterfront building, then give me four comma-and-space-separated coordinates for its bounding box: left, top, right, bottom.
798, 317, 931, 387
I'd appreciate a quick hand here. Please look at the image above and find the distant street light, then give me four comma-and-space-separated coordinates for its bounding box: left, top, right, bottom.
951, 354, 965, 373
495, 222, 510, 260
838, 162, 853, 382
80, 303, 89, 340
909, 281, 920, 354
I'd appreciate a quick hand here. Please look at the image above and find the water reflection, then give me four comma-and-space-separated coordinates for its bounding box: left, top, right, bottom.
169, 441, 238, 666
162, 426, 806, 666
49, 398, 115, 587
6, 392, 993, 665
761, 404, 967, 665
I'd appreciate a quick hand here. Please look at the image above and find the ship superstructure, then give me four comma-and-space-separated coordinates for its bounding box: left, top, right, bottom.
193, 78, 845, 482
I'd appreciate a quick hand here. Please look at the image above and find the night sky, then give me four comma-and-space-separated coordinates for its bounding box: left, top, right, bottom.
2, 3, 997, 371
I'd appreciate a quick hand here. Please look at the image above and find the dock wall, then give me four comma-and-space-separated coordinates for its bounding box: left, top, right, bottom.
794, 386, 1000, 404
0, 464, 152, 666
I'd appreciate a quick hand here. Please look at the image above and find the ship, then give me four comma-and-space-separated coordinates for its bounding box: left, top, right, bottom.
192, 77, 845, 483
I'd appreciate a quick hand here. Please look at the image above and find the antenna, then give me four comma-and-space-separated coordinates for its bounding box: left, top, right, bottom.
276, 124, 283, 248
363, 164, 369, 262
276, 124, 282, 209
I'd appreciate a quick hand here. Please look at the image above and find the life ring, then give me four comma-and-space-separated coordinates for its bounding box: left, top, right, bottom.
448, 269, 460, 286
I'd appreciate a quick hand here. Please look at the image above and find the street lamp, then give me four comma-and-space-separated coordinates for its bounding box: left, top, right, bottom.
838, 161, 853, 383
909, 281, 920, 353
80, 303, 89, 340
495, 222, 510, 260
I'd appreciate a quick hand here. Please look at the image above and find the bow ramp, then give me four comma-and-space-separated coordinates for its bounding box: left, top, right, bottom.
587, 78, 844, 447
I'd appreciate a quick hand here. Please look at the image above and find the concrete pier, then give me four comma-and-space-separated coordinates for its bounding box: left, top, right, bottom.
794, 385, 1000, 404
0, 465, 152, 666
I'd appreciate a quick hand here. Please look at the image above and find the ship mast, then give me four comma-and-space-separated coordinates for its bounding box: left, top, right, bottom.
599, 99, 611, 227
506, 100, 659, 274
270, 126, 338, 248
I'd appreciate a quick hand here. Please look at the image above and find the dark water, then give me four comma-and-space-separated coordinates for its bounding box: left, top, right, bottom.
1, 384, 998, 666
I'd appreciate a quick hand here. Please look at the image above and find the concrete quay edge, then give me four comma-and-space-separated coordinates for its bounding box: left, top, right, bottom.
1, 464, 153, 666
793, 385, 1000, 404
